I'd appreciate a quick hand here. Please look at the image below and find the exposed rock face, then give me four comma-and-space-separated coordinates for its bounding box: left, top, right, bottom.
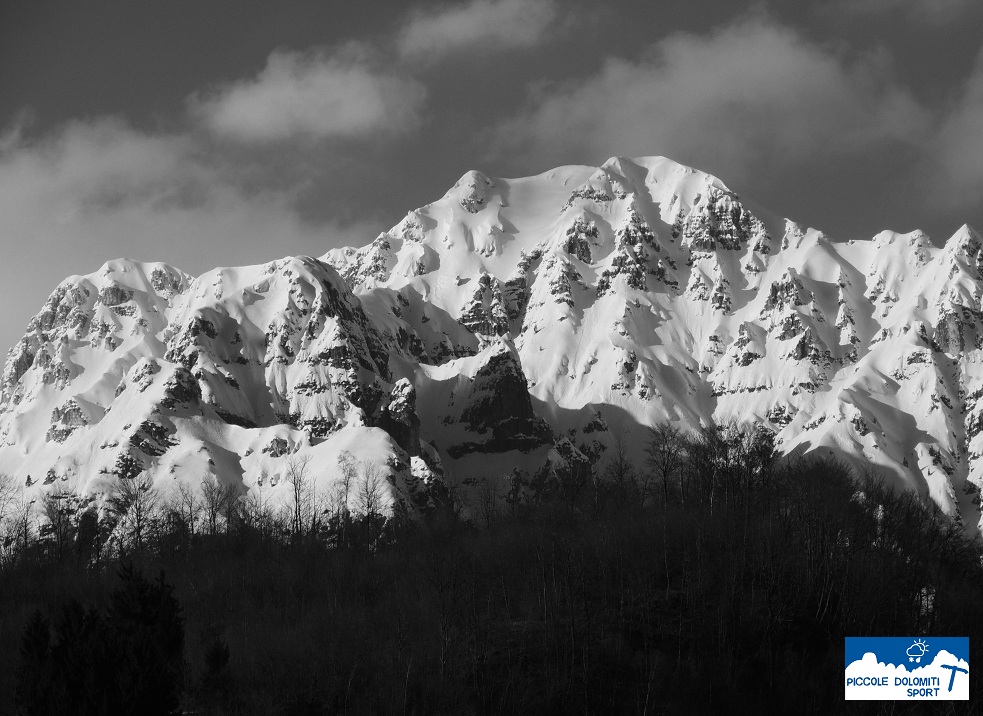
563, 219, 596, 264
680, 187, 758, 252
378, 379, 421, 457
458, 273, 510, 338
453, 170, 495, 214
597, 207, 677, 296
448, 342, 553, 458
4, 156, 983, 533
46, 399, 88, 443
159, 256, 395, 439
0, 257, 447, 517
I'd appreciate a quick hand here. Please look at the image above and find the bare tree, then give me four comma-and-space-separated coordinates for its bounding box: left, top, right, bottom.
239, 483, 278, 542
325, 451, 359, 545
200, 474, 239, 537
8, 497, 37, 563
175, 480, 202, 537
200, 475, 222, 537
0, 473, 17, 564
0, 472, 16, 526
41, 490, 75, 561
108, 473, 160, 555
335, 452, 357, 513
646, 422, 688, 505
476, 475, 504, 528
285, 455, 314, 539
684, 425, 735, 513
356, 463, 386, 517
356, 462, 387, 550
605, 428, 639, 508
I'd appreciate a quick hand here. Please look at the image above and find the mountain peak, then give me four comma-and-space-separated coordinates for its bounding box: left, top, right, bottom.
444, 169, 498, 214
949, 223, 981, 244
5, 156, 983, 536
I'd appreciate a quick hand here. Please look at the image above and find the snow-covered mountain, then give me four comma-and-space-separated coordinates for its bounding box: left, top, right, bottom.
3, 156, 982, 531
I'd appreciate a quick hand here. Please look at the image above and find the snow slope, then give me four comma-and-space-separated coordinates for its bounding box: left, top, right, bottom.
4, 156, 983, 530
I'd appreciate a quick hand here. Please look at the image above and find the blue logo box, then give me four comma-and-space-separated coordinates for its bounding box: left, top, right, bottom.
845, 637, 969, 700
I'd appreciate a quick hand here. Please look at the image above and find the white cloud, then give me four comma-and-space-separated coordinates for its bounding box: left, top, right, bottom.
192, 45, 426, 142
0, 119, 376, 356
398, 0, 557, 63
493, 17, 930, 186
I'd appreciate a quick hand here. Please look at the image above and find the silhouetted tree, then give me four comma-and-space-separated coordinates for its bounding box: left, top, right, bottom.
646, 421, 687, 504
107, 474, 160, 555
604, 428, 639, 509
285, 455, 315, 539
356, 462, 387, 550
200, 475, 238, 537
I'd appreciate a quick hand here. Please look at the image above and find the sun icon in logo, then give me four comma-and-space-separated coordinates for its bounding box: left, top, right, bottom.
907, 639, 929, 663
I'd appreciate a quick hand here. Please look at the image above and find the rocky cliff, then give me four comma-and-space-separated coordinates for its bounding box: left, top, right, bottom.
4, 156, 983, 531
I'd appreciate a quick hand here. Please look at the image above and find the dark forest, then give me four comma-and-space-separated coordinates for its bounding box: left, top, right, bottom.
1, 425, 980, 715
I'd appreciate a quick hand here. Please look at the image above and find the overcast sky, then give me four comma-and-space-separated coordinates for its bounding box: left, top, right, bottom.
1, 0, 982, 356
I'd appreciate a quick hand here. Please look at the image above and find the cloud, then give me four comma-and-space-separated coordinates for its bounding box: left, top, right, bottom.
398, 0, 558, 63
192, 44, 426, 142
493, 17, 930, 186
0, 119, 377, 356
930, 50, 983, 205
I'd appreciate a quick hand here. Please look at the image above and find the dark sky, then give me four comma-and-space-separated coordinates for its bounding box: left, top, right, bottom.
1, 0, 982, 356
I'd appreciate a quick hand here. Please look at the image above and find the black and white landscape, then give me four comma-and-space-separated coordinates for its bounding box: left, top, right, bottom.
1, 1, 983, 714
4, 154, 983, 532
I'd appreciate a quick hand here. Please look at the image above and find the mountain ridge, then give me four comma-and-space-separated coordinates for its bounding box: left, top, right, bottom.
3, 155, 982, 532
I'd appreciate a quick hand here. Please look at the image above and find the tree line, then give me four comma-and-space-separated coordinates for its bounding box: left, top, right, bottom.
0, 451, 393, 571
1, 424, 982, 714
